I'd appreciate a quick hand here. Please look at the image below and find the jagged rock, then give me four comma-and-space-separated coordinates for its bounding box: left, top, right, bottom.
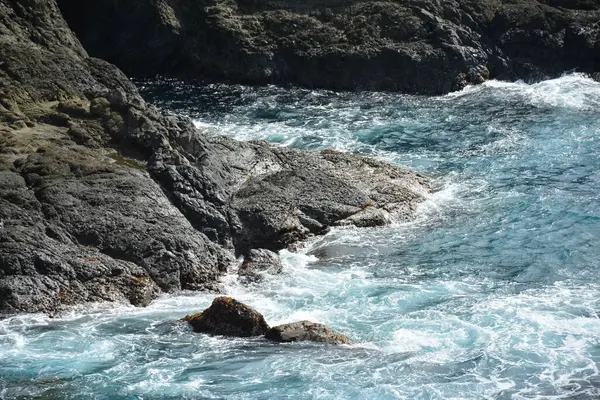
0, 0, 431, 315
454, 65, 491, 90
56, 0, 600, 94
265, 321, 351, 344
468, 65, 491, 85
238, 249, 283, 282
183, 297, 270, 337
0, 0, 234, 314
57, 99, 90, 118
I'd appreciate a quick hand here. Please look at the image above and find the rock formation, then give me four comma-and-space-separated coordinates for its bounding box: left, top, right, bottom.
184, 297, 351, 344
265, 321, 351, 344
183, 296, 270, 336
238, 249, 283, 283
4, 0, 596, 316
0, 0, 429, 315
55, 0, 600, 94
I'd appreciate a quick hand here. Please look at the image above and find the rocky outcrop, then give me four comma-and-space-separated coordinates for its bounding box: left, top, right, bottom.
265, 321, 351, 344
183, 296, 270, 336
56, 0, 600, 94
184, 297, 350, 344
0, 0, 430, 315
238, 249, 283, 282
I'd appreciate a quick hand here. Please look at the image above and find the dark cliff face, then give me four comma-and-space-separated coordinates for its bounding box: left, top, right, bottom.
0, 0, 430, 315
55, 0, 600, 94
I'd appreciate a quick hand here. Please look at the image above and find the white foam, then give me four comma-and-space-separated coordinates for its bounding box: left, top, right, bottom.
444, 74, 600, 111
390, 328, 443, 352
192, 120, 212, 129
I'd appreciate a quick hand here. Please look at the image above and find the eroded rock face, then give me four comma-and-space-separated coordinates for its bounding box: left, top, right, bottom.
183, 297, 270, 337
265, 321, 351, 345
0, 0, 232, 314
223, 143, 430, 254
56, 0, 600, 94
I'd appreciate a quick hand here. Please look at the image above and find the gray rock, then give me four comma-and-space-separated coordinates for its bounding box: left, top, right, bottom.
223, 145, 431, 254
0, 0, 431, 315
238, 249, 283, 282
0, 0, 232, 315
183, 297, 270, 337
55, 0, 600, 94
265, 321, 351, 344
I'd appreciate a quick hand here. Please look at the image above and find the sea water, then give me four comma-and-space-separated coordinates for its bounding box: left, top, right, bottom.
1, 75, 599, 399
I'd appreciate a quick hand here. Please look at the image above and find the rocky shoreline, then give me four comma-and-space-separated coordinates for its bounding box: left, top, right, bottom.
1, 0, 598, 316
56, 0, 599, 94
0, 0, 429, 316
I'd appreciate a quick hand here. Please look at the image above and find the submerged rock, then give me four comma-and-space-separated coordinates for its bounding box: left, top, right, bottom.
238, 249, 283, 282
183, 297, 270, 337
265, 321, 351, 345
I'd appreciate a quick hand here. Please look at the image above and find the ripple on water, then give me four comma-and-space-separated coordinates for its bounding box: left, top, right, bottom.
1, 75, 600, 399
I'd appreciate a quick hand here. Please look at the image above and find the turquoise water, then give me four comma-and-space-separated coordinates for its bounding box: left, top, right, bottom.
1, 75, 600, 399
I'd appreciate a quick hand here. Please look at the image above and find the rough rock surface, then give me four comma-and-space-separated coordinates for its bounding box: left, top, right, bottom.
238, 248, 283, 282
0, 0, 430, 315
184, 297, 351, 343
265, 320, 351, 344
183, 296, 270, 336
56, 0, 600, 94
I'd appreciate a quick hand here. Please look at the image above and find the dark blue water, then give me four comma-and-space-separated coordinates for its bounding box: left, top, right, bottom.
1, 75, 599, 399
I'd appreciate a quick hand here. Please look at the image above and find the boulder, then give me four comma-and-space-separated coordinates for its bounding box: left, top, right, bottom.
238, 249, 283, 282
183, 297, 270, 337
265, 321, 351, 345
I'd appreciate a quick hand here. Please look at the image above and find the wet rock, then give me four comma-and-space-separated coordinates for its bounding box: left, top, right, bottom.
453, 65, 491, 91
468, 66, 490, 85
238, 249, 283, 282
183, 297, 270, 337
226, 146, 430, 254
335, 207, 392, 228
265, 321, 351, 344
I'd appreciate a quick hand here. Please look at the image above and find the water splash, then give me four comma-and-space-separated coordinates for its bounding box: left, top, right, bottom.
2, 75, 600, 399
